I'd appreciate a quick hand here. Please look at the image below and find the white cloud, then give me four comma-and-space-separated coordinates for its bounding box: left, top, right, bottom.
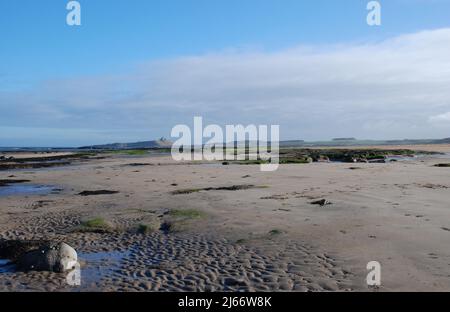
1, 28, 450, 145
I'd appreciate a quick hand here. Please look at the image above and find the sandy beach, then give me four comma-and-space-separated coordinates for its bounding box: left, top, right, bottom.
1, 145, 450, 292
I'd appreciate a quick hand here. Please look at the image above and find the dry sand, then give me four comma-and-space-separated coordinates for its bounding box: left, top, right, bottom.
1, 146, 450, 291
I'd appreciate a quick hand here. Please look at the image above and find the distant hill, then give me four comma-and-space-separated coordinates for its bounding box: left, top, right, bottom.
332, 138, 356, 141
78, 137, 450, 150
79, 138, 172, 150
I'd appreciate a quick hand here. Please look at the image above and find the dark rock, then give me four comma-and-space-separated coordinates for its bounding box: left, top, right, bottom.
0, 179, 31, 187
368, 159, 386, 163
313, 155, 330, 163
310, 199, 332, 206
434, 163, 450, 167
126, 163, 154, 167
352, 158, 368, 163
78, 190, 119, 196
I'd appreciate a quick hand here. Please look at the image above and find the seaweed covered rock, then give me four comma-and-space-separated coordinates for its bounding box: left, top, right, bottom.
313, 155, 330, 163
0, 240, 77, 273
17, 242, 77, 273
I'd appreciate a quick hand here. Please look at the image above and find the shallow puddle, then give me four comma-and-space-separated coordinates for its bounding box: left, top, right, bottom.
0, 250, 129, 290
0, 184, 56, 196
386, 153, 450, 162
0, 259, 15, 274
77, 251, 129, 288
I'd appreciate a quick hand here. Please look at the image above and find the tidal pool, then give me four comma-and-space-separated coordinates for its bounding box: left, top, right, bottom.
0, 184, 56, 196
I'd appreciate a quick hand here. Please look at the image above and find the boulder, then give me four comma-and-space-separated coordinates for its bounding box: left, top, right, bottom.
16, 242, 77, 273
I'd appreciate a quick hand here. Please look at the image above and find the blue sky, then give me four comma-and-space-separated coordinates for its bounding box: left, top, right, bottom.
1, 0, 450, 146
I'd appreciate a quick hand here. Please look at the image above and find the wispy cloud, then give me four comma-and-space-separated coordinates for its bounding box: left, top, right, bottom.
429, 112, 450, 123
1, 28, 450, 145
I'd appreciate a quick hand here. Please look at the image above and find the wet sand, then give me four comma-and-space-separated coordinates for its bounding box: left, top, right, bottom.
1, 145, 450, 291
0, 152, 76, 159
